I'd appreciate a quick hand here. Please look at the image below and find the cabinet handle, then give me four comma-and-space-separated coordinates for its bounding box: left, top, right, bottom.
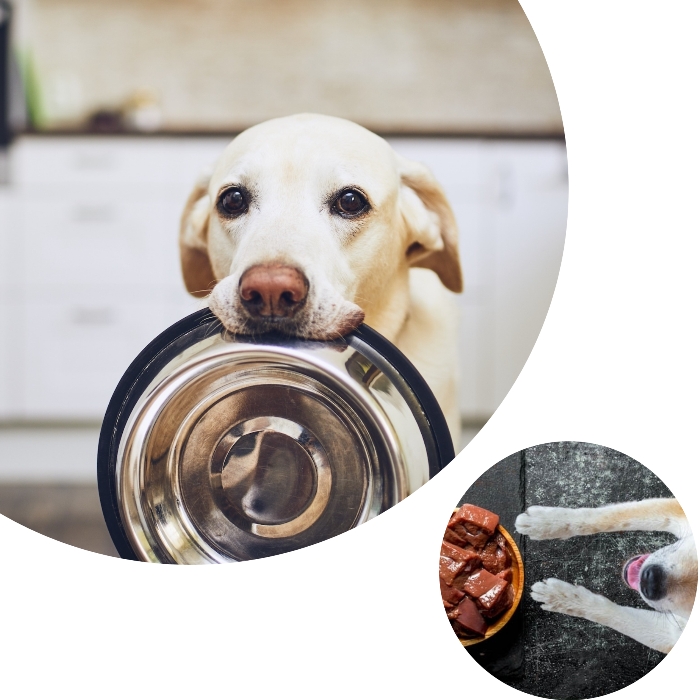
70, 204, 117, 223
69, 307, 116, 325
72, 153, 116, 170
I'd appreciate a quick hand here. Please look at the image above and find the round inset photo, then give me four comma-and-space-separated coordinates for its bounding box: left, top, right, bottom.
439, 442, 697, 699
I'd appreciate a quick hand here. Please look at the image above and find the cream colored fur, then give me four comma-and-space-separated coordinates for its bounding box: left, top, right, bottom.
179, 114, 463, 442
516, 498, 697, 653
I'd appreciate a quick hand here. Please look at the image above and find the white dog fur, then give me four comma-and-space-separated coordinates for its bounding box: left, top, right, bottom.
179, 113, 463, 441
515, 498, 697, 653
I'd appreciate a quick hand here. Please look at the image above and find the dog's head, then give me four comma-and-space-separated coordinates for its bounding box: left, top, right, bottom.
623, 535, 698, 618
179, 113, 461, 340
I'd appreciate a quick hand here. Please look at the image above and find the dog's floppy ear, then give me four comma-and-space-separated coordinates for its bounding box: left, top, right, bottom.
398, 156, 463, 293
179, 166, 216, 298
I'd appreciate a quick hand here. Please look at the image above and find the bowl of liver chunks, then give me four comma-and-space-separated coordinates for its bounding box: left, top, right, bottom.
440, 504, 524, 645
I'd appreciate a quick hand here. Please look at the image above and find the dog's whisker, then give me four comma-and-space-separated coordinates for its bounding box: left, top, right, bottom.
666, 610, 683, 631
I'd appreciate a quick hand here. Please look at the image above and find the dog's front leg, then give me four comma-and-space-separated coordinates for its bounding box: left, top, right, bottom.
531, 578, 682, 653
515, 499, 687, 539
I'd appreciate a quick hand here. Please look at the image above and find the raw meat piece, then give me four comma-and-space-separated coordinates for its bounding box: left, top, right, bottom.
440, 541, 481, 586
494, 532, 511, 556
477, 579, 508, 610
497, 568, 513, 583
440, 577, 466, 605
463, 569, 502, 598
450, 503, 499, 532
480, 537, 511, 574
446, 606, 460, 620
447, 521, 471, 545
439, 555, 466, 586
450, 569, 472, 590
448, 505, 499, 548
453, 597, 488, 637
478, 581, 515, 619
450, 568, 472, 590
440, 541, 474, 564
443, 526, 467, 547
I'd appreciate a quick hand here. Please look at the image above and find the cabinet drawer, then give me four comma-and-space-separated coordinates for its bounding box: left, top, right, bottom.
19, 192, 180, 287
0, 189, 20, 287
14, 138, 170, 186
0, 298, 12, 418
19, 295, 175, 419
12, 137, 231, 187
457, 301, 492, 420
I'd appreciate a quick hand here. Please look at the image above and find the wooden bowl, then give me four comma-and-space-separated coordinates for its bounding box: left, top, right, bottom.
455, 523, 525, 647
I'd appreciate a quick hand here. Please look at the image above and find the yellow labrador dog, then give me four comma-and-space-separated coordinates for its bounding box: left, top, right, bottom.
516, 498, 697, 653
179, 113, 463, 441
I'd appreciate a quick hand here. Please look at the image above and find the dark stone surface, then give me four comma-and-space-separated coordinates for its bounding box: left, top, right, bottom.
461, 452, 525, 681
459, 442, 675, 700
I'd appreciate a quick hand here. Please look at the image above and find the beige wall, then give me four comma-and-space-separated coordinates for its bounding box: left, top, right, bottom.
25, 0, 561, 134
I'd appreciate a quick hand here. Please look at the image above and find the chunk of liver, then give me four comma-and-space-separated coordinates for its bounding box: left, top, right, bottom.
480, 537, 511, 574
443, 527, 467, 547
463, 568, 502, 598
439, 555, 466, 586
497, 568, 513, 583
478, 580, 515, 619
453, 597, 488, 637
440, 577, 466, 605
440, 541, 481, 586
441, 541, 476, 564
448, 504, 500, 548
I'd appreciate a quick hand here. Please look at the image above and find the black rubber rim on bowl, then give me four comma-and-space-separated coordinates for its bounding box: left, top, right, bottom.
97, 309, 455, 561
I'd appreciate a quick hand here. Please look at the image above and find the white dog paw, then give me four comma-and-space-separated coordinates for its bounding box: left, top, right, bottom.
515, 506, 578, 540
531, 578, 605, 618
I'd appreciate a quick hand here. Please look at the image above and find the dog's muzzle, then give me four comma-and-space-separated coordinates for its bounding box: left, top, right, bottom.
623, 553, 650, 592
239, 264, 309, 320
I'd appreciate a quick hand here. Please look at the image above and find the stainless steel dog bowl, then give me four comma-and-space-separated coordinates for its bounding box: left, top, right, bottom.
98, 310, 453, 563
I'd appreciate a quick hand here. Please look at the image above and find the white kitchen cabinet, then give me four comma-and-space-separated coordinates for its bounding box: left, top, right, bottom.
3, 138, 219, 420
21, 288, 171, 418
0, 188, 19, 419
0, 295, 12, 420
0, 190, 12, 279
389, 138, 568, 418
12, 137, 229, 187
20, 191, 169, 287
0, 135, 567, 422
487, 143, 568, 410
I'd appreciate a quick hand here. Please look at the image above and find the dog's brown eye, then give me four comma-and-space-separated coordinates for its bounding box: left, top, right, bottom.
219, 188, 248, 216
334, 189, 369, 217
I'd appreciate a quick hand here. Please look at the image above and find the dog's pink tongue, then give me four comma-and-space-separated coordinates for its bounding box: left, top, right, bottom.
624, 554, 650, 590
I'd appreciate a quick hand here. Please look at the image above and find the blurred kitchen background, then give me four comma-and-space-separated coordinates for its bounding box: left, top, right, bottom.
0, 0, 567, 556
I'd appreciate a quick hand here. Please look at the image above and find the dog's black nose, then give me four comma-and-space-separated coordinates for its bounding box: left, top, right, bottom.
640, 564, 667, 601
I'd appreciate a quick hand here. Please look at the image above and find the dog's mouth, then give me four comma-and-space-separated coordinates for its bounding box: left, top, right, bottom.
239, 314, 305, 335
623, 554, 651, 591
208, 273, 366, 341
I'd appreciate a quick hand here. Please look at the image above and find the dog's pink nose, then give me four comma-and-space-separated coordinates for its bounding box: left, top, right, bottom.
239, 265, 309, 318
